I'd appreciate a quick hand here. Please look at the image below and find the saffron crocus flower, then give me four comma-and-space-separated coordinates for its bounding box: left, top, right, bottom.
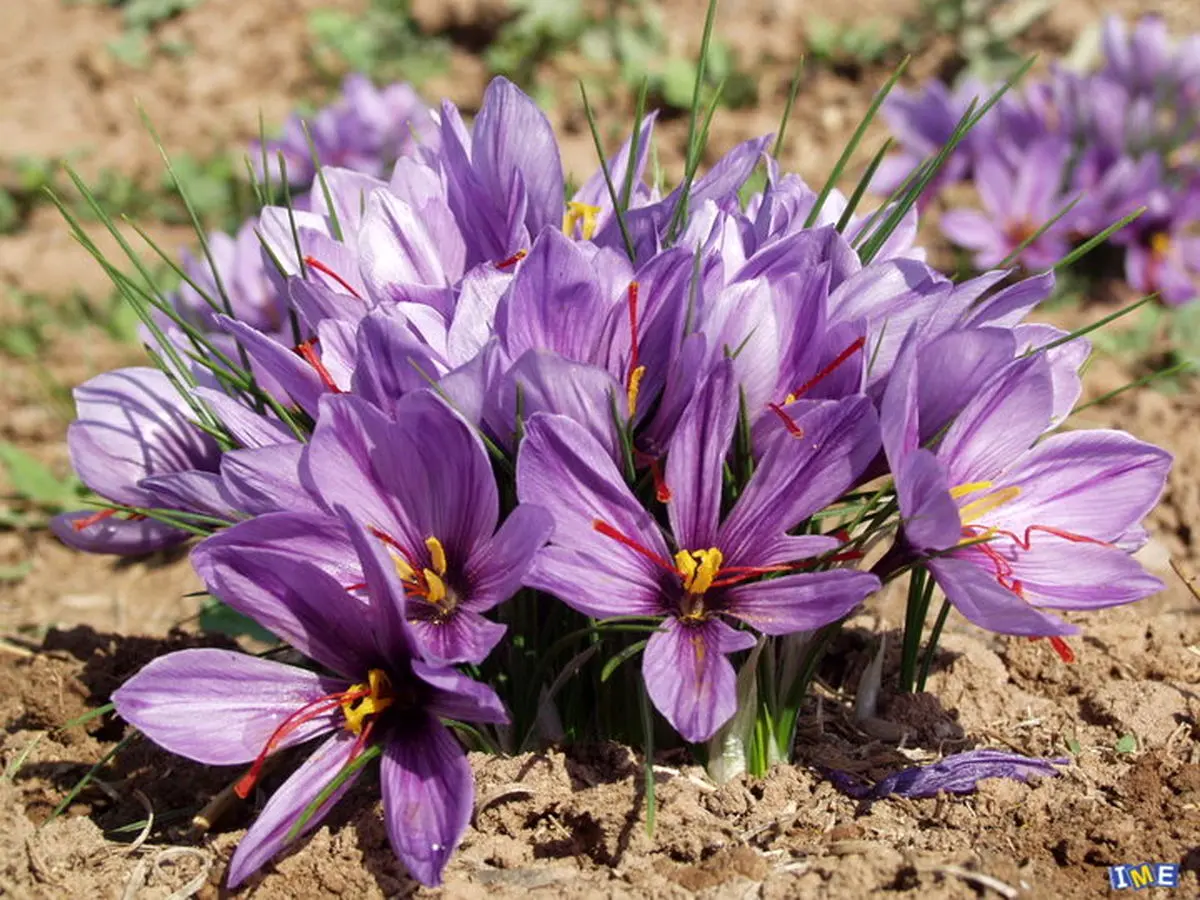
292, 390, 553, 664
115, 512, 506, 887
254, 74, 439, 187
517, 362, 880, 742
940, 138, 1073, 270
828, 749, 1065, 800
50, 368, 225, 555
1118, 181, 1200, 305
881, 349, 1170, 640
874, 80, 984, 195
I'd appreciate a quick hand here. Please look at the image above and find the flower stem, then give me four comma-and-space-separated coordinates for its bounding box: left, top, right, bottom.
916, 597, 952, 693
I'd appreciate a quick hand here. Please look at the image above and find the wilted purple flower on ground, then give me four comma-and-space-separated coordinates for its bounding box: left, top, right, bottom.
518, 362, 880, 741
940, 138, 1073, 270
114, 512, 506, 887
881, 347, 1170, 640
828, 749, 1066, 800
254, 74, 439, 187
50, 368, 229, 555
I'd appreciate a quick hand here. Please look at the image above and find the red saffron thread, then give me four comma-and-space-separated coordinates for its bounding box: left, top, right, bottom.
303, 256, 362, 300
785, 336, 865, 400
592, 520, 676, 574
235, 687, 370, 799
767, 402, 805, 437
294, 338, 343, 393
495, 250, 527, 270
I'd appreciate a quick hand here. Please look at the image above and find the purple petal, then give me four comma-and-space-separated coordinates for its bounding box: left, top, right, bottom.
1006, 538, 1164, 610
219, 316, 326, 417
112, 648, 345, 765
489, 351, 622, 456
666, 361, 739, 549
472, 77, 565, 240
726, 569, 879, 635
407, 609, 507, 666
194, 388, 295, 448
195, 511, 358, 583
465, 504, 554, 611
412, 660, 509, 725
227, 731, 364, 888
721, 396, 879, 567
896, 449, 962, 552
380, 716, 474, 887
937, 356, 1054, 486
927, 553, 1076, 637
67, 367, 219, 507
643, 617, 755, 743
988, 429, 1170, 543
350, 312, 443, 418
831, 749, 1065, 800
50, 512, 187, 555
517, 414, 671, 612
139, 471, 237, 520
191, 531, 377, 678
220, 445, 323, 516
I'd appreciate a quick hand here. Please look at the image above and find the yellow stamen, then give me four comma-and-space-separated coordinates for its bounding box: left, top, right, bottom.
958, 486, 1021, 526
675, 547, 724, 597
391, 552, 416, 582
341, 669, 395, 735
1150, 232, 1171, 257
425, 536, 447, 576
563, 201, 602, 240
626, 365, 646, 417
423, 569, 447, 605
949, 480, 994, 500
784, 392, 798, 405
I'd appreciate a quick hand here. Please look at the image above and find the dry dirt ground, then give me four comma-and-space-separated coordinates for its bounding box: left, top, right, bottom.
1, 1, 1199, 898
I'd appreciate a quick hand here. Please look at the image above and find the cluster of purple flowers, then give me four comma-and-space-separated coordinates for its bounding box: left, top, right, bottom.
52, 75, 1170, 887
878, 15, 1200, 304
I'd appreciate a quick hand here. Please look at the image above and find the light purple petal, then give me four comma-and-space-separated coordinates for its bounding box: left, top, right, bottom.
193, 388, 295, 448
666, 360, 739, 550
227, 731, 364, 888
720, 396, 879, 567
831, 749, 1065, 800
50, 512, 187, 555
927, 554, 1076, 637
465, 504, 554, 611
726, 569, 879, 635
220, 445, 323, 516
988, 429, 1170, 543
523, 546, 664, 618
517, 414, 672, 602
408, 608, 506, 666
380, 716, 474, 887
937, 356, 1054, 486
113, 648, 345, 765
1006, 538, 1164, 610
412, 660, 509, 725
643, 617, 755, 743
896, 449, 961, 552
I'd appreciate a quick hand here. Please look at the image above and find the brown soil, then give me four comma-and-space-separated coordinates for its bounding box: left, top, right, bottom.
3, 0, 1200, 898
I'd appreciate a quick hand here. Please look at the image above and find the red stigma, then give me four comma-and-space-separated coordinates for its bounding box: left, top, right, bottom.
304, 256, 362, 300
768, 402, 805, 437
72, 508, 118, 532
495, 250, 527, 270
1048, 636, 1075, 664
592, 520, 676, 574
294, 338, 343, 394
626, 281, 641, 392
649, 456, 671, 502
784, 336, 865, 401
235, 686, 370, 799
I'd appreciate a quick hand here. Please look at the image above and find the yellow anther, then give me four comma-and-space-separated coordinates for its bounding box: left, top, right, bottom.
626, 365, 646, 417
341, 668, 395, 735
563, 201, 602, 240
425, 536, 447, 576
391, 552, 416, 583
1150, 232, 1171, 256
784, 392, 798, 405
949, 480, 994, 500
675, 547, 724, 597
958, 486, 1021, 526
423, 569, 448, 605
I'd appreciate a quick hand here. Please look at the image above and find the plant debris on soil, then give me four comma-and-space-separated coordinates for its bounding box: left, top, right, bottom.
3, 0, 1200, 897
